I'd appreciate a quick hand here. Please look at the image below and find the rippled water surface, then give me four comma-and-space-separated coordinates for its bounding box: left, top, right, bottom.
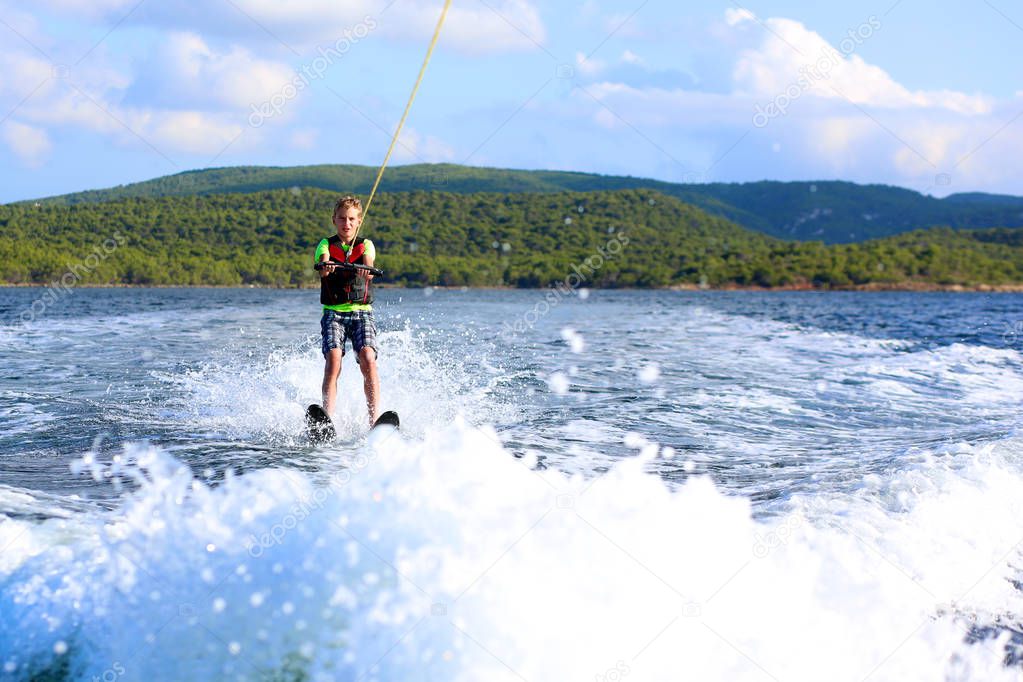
2, 287, 1023, 681
3, 288, 1021, 502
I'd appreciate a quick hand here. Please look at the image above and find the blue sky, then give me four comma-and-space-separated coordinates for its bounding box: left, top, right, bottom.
0, 0, 1021, 203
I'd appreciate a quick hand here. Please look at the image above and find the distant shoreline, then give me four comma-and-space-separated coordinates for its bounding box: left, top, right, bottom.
3, 282, 1023, 293
8, 187, 1023, 294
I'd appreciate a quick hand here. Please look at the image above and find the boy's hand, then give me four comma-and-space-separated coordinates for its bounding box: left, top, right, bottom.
319, 261, 335, 277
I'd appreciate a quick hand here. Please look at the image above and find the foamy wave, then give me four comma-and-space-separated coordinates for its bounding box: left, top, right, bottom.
1, 423, 1021, 681
158, 325, 519, 445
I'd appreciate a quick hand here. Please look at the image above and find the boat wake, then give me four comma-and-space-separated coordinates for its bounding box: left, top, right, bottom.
1, 419, 1021, 680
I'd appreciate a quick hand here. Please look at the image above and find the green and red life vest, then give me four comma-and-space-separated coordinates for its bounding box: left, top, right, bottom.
320, 235, 374, 306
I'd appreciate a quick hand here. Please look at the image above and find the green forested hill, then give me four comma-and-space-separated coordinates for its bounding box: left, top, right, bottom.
2, 188, 1022, 289
22, 164, 657, 205
17, 163, 1023, 244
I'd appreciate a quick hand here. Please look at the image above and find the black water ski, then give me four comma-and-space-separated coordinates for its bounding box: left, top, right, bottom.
372, 410, 400, 430
305, 404, 336, 443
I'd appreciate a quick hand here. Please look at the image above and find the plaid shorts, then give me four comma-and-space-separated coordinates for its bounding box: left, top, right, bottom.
320, 309, 378, 359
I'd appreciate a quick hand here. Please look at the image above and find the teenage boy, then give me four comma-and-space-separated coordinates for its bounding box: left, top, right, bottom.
315, 195, 379, 426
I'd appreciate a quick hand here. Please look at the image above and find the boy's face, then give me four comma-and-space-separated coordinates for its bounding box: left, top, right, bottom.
333, 207, 362, 241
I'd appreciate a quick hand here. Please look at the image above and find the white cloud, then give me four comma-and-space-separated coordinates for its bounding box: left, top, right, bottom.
580, 83, 749, 132
0, 1, 59, 52
392, 126, 455, 163
17, 85, 246, 158
806, 117, 877, 169
732, 16, 992, 115
0, 51, 56, 98
131, 32, 296, 111
441, 0, 547, 54
578, 0, 600, 20
0, 28, 284, 161
896, 121, 966, 175
724, 8, 755, 27
553, 10, 1022, 194
575, 51, 696, 90
945, 123, 1023, 190
2, 120, 52, 166
32, 0, 546, 55
0, 1, 540, 173
575, 52, 605, 77
30, 0, 136, 18
143, 111, 242, 155
24, 89, 122, 134
621, 49, 643, 65
290, 128, 319, 150
3, 3, 1020, 196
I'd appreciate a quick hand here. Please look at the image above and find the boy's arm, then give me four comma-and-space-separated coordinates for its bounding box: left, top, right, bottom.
314, 238, 333, 278
361, 240, 376, 281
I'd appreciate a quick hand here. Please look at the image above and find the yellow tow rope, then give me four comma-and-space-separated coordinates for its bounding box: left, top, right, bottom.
356, 0, 452, 237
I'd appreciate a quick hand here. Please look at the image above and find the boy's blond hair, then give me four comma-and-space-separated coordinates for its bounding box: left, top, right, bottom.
333, 195, 363, 219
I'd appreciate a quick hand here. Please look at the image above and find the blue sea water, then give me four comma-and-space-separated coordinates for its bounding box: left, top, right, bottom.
1, 287, 1022, 681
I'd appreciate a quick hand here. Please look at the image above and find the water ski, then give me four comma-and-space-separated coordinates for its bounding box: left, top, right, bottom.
305, 404, 336, 443
372, 410, 400, 431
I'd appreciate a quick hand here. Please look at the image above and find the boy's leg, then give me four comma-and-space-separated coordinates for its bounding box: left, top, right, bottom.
322, 348, 342, 414
357, 347, 379, 425
351, 311, 379, 426
320, 310, 345, 415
